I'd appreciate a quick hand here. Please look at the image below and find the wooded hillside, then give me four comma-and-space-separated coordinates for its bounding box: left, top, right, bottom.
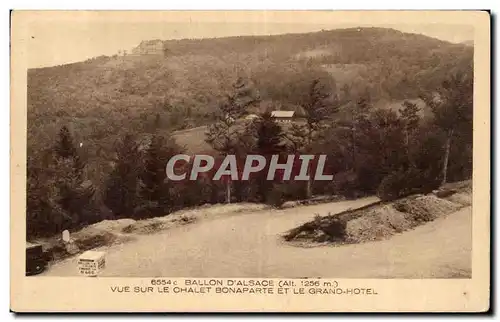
26, 27, 473, 239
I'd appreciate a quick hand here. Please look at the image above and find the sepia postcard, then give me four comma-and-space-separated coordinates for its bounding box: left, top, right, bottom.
10, 10, 490, 312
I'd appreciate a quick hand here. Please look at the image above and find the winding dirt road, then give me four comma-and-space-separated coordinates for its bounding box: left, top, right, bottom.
41, 197, 471, 278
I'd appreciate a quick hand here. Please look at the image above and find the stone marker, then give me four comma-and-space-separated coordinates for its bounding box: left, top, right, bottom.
62, 230, 79, 254
62, 230, 70, 242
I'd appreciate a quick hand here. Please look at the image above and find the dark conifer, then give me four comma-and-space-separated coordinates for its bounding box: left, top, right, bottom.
104, 134, 141, 217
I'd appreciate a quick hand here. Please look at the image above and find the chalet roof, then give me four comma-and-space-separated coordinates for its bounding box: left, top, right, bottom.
271, 111, 295, 118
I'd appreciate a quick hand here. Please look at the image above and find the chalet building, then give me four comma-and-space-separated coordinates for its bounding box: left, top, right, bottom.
271, 111, 295, 123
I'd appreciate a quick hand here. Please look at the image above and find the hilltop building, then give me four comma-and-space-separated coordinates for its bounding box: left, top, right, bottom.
131, 39, 165, 56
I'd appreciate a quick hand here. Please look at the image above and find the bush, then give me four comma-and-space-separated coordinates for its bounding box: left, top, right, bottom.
377, 167, 441, 202
72, 230, 117, 251
267, 184, 286, 208
132, 201, 164, 219
332, 170, 361, 199
377, 170, 407, 201
280, 182, 306, 201
319, 217, 347, 242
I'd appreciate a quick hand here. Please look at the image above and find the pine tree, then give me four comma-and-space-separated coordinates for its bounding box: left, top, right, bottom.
287, 79, 339, 198
205, 114, 238, 155
349, 90, 373, 169
154, 113, 162, 129
399, 100, 421, 167
55, 126, 84, 178
256, 113, 284, 154
231, 76, 261, 115
104, 134, 141, 217
421, 71, 473, 185
252, 112, 285, 202
53, 126, 94, 228
138, 135, 180, 215
303, 79, 336, 125
205, 77, 260, 203
205, 112, 237, 204
368, 108, 406, 183
26, 153, 67, 238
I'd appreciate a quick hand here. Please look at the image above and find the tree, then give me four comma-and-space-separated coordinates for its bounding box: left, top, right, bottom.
55, 126, 83, 177
421, 71, 473, 185
231, 76, 261, 114
26, 153, 67, 238
205, 113, 239, 204
205, 77, 260, 203
251, 112, 285, 202
366, 109, 406, 184
138, 135, 180, 216
104, 134, 141, 217
287, 78, 339, 198
255, 113, 284, 155
53, 126, 94, 228
154, 113, 162, 129
399, 100, 421, 167
349, 90, 373, 168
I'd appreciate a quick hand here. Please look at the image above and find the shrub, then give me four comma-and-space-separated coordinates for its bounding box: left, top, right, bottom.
72, 230, 117, 251
132, 201, 163, 219
377, 167, 441, 202
280, 182, 306, 201
377, 170, 406, 201
319, 217, 347, 242
267, 184, 286, 208
332, 170, 361, 199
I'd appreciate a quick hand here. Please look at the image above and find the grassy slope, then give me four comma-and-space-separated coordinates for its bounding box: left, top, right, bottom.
172, 125, 211, 154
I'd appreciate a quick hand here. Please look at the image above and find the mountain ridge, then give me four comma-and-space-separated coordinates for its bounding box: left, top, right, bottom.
29, 27, 464, 71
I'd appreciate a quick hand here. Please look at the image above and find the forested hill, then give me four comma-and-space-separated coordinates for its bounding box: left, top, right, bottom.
26, 27, 474, 239
27, 27, 472, 159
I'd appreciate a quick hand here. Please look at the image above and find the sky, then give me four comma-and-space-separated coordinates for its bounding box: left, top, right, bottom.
17, 12, 475, 68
